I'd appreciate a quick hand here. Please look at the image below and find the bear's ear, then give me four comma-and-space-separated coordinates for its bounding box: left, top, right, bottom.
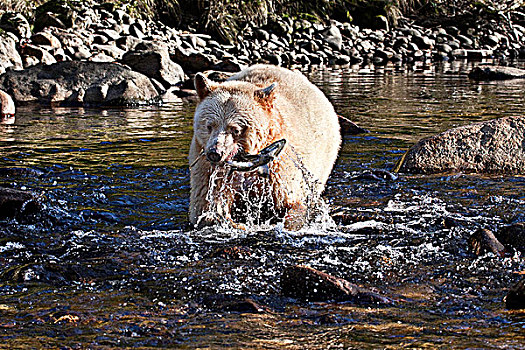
254, 82, 277, 106
194, 73, 216, 101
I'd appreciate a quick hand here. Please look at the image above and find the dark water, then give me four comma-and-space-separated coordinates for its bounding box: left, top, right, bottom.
1, 61, 525, 349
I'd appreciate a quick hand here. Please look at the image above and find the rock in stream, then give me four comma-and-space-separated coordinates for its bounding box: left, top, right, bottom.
395, 116, 525, 174
0, 61, 160, 106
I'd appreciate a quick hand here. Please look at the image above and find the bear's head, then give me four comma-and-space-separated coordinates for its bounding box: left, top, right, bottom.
193, 73, 279, 164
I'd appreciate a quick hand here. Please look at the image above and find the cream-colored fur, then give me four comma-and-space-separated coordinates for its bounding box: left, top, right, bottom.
189, 64, 340, 228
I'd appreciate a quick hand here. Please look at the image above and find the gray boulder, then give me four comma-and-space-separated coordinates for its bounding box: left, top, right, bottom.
320, 23, 343, 51
0, 61, 160, 106
395, 116, 525, 174
170, 46, 219, 73
121, 45, 185, 88
469, 65, 525, 80
0, 33, 23, 74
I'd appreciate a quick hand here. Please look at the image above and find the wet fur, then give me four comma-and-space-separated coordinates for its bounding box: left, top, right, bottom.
189, 65, 341, 228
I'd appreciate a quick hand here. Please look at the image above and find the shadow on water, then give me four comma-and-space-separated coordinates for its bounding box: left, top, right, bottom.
1, 61, 525, 348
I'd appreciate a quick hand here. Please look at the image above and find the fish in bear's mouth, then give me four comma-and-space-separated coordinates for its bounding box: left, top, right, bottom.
226, 139, 286, 176
191, 139, 286, 177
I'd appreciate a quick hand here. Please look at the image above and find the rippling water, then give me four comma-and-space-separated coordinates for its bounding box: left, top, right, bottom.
1, 61, 525, 349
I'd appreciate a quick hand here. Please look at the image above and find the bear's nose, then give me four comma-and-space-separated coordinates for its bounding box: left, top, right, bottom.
206, 150, 221, 163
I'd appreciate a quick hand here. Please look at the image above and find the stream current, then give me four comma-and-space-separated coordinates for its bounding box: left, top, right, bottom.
1, 61, 525, 349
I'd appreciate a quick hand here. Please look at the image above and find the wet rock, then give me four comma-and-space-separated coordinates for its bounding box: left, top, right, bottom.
281, 265, 393, 304
468, 65, 525, 80
469, 228, 506, 257
0, 33, 23, 74
122, 46, 185, 88
210, 246, 252, 259
497, 223, 525, 253
202, 295, 272, 314
0, 89, 16, 118
466, 50, 493, 59
395, 116, 525, 174
0, 61, 160, 106
505, 278, 525, 310
0, 12, 31, 39
0, 167, 44, 177
338, 115, 369, 135
0, 187, 41, 219
350, 169, 398, 181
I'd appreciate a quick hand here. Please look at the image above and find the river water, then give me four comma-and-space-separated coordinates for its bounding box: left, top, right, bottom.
1, 61, 524, 349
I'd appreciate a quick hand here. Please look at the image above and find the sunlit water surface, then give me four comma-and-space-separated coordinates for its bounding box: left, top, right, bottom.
1, 61, 525, 349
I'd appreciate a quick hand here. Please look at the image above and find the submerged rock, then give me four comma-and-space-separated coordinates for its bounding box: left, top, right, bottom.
0, 61, 160, 106
0, 167, 45, 177
281, 265, 393, 304
209, 245, 252, 259
202, 295, 272, 314
505, 278, 525, 310
469, 228, 506, 257
469, 65, 525, 80
338, 115, 369, 135
395, 116, 525, 174
350, 169, 398, 181
0, 187, 40, 219
497, 223, 525, 253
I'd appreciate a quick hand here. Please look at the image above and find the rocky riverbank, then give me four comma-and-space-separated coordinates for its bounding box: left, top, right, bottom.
1, 0, 525, 106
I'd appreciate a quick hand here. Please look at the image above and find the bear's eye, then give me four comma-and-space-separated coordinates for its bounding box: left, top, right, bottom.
230, 127, 242, 137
